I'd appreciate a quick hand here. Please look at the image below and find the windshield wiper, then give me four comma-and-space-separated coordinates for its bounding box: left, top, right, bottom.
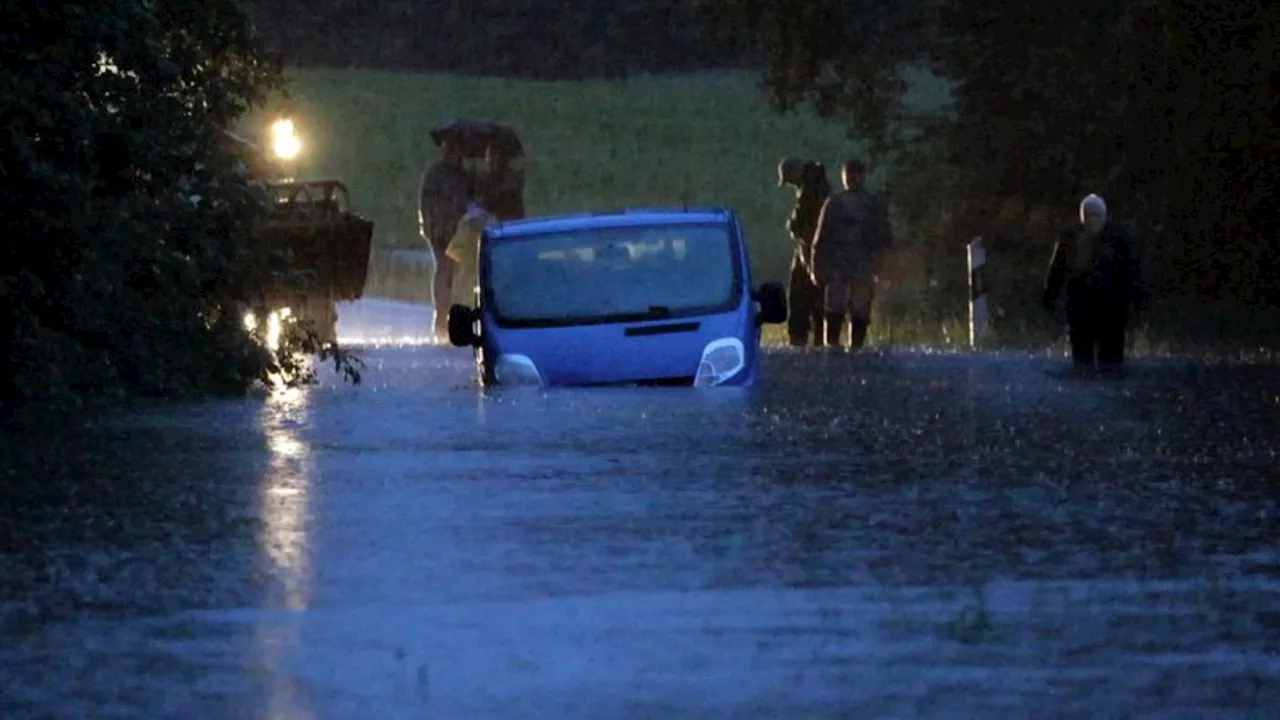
496, 306, 681, 328
615, 306, 674, 322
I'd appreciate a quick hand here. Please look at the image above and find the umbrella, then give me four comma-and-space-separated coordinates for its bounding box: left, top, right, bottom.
428, 117, 524, 159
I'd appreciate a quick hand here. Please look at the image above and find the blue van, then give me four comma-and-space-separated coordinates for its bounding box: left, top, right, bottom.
447, 207, 787, 388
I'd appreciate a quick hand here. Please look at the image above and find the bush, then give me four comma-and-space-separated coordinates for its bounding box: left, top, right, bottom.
0, 1, 358, 408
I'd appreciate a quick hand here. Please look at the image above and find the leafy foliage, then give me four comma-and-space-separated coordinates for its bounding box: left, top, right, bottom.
1, 1, 356, 408
242, 0, 753, 79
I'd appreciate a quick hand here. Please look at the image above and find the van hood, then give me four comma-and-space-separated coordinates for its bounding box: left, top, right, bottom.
486, 311, 753, 387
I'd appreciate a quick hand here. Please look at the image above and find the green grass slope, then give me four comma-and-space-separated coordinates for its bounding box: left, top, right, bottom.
245, 69, 861, 283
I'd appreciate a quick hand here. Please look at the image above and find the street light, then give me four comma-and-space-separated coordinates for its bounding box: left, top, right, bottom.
271, 117, 301, 160
269, 116, 302, 181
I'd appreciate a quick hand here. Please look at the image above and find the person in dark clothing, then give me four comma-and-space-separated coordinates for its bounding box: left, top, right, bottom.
809, 158, 894, 349
478, 144, 526, 221
419, 138, 473, 339
777, 157, 832, 347
1042, 193, 1143, 374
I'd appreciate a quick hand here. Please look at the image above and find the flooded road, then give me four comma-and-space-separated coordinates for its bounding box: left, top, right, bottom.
2, 301, 1279, 718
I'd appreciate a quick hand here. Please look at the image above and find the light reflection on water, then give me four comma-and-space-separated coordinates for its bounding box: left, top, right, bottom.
258, 386, 314, 612
255, 386, 316, 720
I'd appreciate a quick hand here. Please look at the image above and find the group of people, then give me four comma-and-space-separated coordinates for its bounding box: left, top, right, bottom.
420, 135, 1143, 372
418, 135, 526, 338
776, 157, 895, 350
777, 157, 1143, 372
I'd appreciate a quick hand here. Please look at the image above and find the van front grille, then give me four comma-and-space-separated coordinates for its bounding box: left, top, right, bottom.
580, 375, 695, 388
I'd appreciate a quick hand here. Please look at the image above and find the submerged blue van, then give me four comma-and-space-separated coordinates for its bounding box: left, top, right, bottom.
447, 206, 787, 388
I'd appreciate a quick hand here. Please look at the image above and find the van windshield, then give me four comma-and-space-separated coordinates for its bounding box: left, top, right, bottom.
485, 223, 740, 327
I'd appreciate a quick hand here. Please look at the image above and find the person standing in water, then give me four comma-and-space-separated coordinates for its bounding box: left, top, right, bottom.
1042, 193, 1143, 374
419, 138, 471, 339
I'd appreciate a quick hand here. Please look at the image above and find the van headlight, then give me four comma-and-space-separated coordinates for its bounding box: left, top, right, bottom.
693, 337, 746, 387
494, 353, 542, 386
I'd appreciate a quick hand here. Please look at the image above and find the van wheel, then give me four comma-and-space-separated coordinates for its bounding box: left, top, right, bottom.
447, 304, 479, 347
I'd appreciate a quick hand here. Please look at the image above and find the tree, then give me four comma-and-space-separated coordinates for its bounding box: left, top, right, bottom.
706, 0, 1280, 320
935, 0, 1280, 302
0, 1, 300, 406
242, 0, 754, 78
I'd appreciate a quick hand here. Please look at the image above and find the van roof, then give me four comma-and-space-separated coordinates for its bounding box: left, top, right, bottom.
486, 206, 737, 239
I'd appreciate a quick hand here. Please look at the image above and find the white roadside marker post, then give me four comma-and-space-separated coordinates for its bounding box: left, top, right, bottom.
968, 237, 989, 348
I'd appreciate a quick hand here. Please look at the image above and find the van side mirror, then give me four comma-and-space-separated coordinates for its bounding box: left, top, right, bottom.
752, 282, 787, 325
447, 304, 480, 347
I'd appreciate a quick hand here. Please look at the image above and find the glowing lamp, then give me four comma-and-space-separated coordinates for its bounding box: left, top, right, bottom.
270, 117, 301, 160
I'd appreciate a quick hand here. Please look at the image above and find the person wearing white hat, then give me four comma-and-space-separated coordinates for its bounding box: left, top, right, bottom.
1041, 193, 1143, 374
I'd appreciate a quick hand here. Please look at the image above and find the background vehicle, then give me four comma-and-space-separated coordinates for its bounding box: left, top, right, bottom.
224, 122, 374, 345
447, 206, 787, 388
257, 179, 374, 344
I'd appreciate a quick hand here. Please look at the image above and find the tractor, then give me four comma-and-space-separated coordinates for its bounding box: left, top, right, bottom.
224, 120, 374, 346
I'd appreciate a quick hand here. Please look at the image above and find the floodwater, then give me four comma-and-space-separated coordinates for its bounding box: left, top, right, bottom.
2, 299, 1278, 719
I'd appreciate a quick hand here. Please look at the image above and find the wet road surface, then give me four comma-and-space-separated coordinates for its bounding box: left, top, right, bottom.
2, 307, 1278, 718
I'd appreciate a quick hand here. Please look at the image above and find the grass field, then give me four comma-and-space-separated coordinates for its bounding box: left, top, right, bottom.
241, 68, 1279, 358
247, 69, 863, 276
242, 68, 968, 346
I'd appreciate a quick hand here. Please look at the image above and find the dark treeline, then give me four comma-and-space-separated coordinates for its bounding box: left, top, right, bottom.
244, 0, 755, 78
706, 0, 1280, 338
